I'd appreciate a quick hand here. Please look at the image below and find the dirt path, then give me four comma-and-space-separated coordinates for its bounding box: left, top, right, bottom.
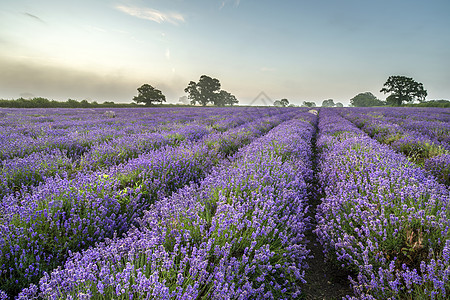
301, 206, 354, 299
300, 122, 354, 299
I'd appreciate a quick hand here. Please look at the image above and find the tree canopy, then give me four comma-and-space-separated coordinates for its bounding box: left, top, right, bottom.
274, 98, 289, 107
185, 75, 236, 107
350, 92, 385, 107
301, 101, 316, 107
380, 76, 427, 106
133, 84, 166, 106
185, 75, 220, 106
216, 90, 238, 106
280, 99, 289, 107
321, 99, 335, 107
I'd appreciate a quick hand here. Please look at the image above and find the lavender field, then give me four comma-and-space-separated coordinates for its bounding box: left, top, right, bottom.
0, 107, 449, 299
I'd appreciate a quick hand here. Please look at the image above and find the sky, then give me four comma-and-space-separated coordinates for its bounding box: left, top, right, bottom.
1, 0, 449, 106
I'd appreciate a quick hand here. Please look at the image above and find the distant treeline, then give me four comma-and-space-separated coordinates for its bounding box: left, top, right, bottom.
1, 96, 449, 109
404, 100, 450, 108
0, 97, 137, 108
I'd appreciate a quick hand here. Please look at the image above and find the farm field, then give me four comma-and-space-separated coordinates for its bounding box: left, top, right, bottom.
0, 106, 449, 299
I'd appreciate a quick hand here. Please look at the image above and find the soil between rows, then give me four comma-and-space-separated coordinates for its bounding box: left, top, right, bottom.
300, 216, 354, 299
300, 120, 354, 299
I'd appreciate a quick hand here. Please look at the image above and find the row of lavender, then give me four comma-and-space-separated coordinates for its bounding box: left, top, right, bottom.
16, 114, 317, 299
339, 107, 450, 185
316, 109, 450, 299
1, 107, 289, 200
0, 107, 225, 160
380, 108, 449, 145
0, 107, 300, 297
1, 108, 278, 197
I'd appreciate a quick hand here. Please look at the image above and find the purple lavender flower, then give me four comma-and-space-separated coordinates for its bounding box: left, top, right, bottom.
316, 108, 450, 299
17, 112, 315, 299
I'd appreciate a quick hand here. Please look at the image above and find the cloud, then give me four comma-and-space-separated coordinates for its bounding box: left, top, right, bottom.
220, 0, 241, 9
115, 5, 185, 25
23, 12, 46, 24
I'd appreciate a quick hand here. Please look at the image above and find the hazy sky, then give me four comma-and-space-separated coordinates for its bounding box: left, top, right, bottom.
1, 0, 449, 106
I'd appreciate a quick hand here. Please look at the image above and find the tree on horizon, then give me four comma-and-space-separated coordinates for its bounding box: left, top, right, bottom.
184, 75, 238, 106
350, 92, 385, 107
380, 76, 427, 106
321, 99, 335, 107
274, 98, 289, 107
216, 90, 238, 106
185, 75, 221, 106
301, 101, 316, 107
133, 84, 166, 106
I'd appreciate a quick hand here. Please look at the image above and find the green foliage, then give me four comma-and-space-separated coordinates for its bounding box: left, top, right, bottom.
184, 75, 221, 106
396, 142, 448, 164
273, 98, 289, 107
184, 75, 238, 107
215, 90, 238, 106
0, 97, 136, 108
350, 92, 385, 107
380, 75, 427, 106
405, 99, 450, 108
1, 155, 74, 196
301, 101, 316, 107
321, 99, 335, 107
133, 84, 166, 106
184, 81, 201, 105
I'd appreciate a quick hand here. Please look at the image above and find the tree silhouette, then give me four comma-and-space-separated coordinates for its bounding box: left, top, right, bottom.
301, 101, 316, 107
350, 92, 384, 107
380, 76, 427, 106
274, 99, 289, 107
321, 99, 335, 107
133, 84, 166, 106
216, 90, 238, 106
185, 75, 221, 106
185, 75, 238, 106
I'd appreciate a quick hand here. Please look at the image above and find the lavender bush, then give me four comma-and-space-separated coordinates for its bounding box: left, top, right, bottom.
0, 149, 74, 196
340, 107, 450, 184
1, 106, 447, 299
17, 116, 315, 299
316, 109, 450, 299
0, 108, 299, 296
424, 154, 450, 186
